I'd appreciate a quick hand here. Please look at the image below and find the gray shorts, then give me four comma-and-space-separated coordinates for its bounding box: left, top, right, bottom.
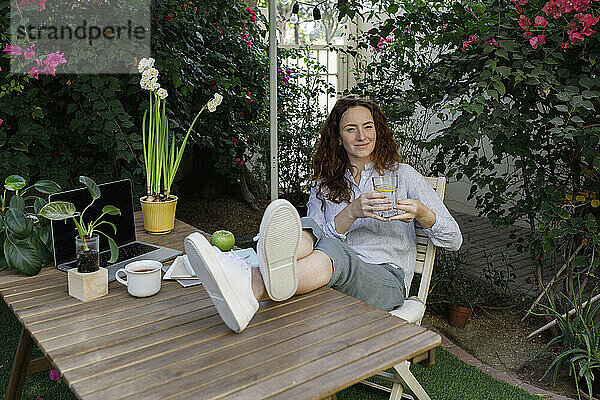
301, 217, 405, 311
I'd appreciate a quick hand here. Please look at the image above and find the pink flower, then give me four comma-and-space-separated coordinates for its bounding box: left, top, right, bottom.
561, 42, 569, 48
530, 34, 546, 49
519, 14, 531, 29
49, 369, 60, 381
534, 15, 548, 27
484, 38, 501, 47
569, 29, 584, 42
235, 157, 244, 167
24, 46, 35, 60
18, 0, 46, 11
523, 31, 533, 38
27, 67, 40, 79
542, 0, 562, 18
44, 51, 67, 70
581, 26, 596, 36
517, 0, 528, 4
166, 15, 173, 22
0, 118, 3, 127
3, 44, 23, 56
582, 13, 599, 28
231, 138, 239, 144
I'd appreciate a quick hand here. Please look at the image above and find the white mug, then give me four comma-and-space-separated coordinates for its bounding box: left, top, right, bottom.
116, 260, 162, 297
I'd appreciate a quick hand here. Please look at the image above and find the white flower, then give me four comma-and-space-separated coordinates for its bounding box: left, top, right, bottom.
140, 78, 152, 90
213, 93, 223, 106
146, 57, 155, 70
150, 81, 161, 91
137, 58, 149, 72
157, 88, 168, 99
142, 67, 159, 81
147, 67, 158, 79
137, 57, 155, 73
207, 99, 217, 112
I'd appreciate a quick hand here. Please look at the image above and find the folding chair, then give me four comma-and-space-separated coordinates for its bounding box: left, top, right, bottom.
361, 176, 447, 400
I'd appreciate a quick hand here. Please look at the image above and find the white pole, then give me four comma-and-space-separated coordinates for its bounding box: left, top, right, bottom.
268, 0, 278, 201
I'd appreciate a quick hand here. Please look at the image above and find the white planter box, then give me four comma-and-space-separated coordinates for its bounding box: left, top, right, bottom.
68, 267, 108, 302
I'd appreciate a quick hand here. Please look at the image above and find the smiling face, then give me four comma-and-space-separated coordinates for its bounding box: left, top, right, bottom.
338, 106, 376, 170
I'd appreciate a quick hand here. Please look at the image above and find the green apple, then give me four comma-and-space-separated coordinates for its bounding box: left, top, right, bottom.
210, 230, 235, 251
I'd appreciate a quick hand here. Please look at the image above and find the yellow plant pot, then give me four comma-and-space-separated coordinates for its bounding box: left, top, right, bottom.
140, 195, 178, 235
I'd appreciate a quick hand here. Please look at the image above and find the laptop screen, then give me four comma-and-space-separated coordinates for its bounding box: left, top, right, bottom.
49, 179, 136, 266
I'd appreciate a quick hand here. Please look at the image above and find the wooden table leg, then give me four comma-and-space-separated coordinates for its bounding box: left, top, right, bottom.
6, 327, 34, 400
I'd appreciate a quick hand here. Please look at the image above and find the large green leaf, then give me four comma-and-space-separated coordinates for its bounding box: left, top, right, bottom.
33, 197, 47, 214
97, 230, 119, 263
102, 205, 121, 215
9, 195, 25, 212
38, 224, 53, 253
4, 235, 43, 276
5, 175, 26, 191
0, 232, 6, 271
38, 201, 77, 220
33, 180, 61, 194
79, 176, 100, 200
5, 209, 33, 239
31, 230, 52, 264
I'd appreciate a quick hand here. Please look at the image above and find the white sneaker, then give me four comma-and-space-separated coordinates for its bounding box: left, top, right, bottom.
255, 199, 302, 301
184, 232, 259, 333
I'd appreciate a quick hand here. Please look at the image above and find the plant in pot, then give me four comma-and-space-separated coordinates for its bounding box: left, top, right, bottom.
533, 281, 600, 400
0, 175, 61, 275
137, 57, 222, 234
38, 176, 120, 273
431, 244, 481, 328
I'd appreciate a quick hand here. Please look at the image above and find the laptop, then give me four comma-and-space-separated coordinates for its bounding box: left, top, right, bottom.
50, 179, 182, 282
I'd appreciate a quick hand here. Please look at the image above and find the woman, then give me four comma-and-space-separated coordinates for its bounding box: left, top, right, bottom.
185, 96, 462, 333
296, 95, 463, 311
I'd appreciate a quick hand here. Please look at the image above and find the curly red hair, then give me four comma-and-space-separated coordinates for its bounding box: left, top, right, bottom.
310, 96, 401, 204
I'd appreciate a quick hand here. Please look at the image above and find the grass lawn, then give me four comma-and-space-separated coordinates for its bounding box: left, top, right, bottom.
1, 298, 542, 400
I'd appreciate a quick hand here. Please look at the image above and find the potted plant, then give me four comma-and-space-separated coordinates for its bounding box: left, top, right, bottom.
430, 244, 481, 328
39, 176, 120, 272
0, 175, 61, 275
533, 282, 600, 400
137, 57, 222, 234
38, 176, 120, 301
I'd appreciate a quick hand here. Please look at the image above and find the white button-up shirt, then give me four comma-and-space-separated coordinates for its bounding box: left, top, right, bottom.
307, 162, 463, 294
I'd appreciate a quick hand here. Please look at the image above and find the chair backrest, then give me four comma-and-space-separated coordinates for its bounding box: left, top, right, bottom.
413, 176, 447, 305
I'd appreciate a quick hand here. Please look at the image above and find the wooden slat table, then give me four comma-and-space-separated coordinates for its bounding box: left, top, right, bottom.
2, 213, 441, 400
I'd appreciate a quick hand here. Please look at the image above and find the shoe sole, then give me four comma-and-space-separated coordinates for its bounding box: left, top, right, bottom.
185, 232, 248, 333
258, 199, 301, 301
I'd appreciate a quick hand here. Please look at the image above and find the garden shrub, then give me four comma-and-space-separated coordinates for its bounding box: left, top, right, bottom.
0, 0, 269, 198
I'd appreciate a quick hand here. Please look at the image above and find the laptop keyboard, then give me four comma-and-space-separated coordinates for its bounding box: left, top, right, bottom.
100, 242, 159, 267
60, 242, 159, 270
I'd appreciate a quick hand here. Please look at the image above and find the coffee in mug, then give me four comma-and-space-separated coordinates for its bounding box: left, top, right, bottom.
116, 260, 162, 297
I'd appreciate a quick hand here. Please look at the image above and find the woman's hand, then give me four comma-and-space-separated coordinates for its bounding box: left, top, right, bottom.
351, 192, 391, 222
388, 199, 436, 228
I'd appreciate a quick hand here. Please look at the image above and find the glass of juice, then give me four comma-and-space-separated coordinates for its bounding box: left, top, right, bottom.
372, 175, 398, 217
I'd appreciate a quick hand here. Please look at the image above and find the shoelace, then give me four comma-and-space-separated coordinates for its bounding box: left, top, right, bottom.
213, 246, 252, 270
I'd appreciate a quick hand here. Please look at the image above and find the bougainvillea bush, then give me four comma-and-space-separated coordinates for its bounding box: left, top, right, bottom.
0, 0, 269, 195
340, 0, 599, 297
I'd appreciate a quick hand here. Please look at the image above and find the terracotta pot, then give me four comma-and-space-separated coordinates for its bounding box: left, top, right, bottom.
140, 195, 178, 235
448, 303, 473, 328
